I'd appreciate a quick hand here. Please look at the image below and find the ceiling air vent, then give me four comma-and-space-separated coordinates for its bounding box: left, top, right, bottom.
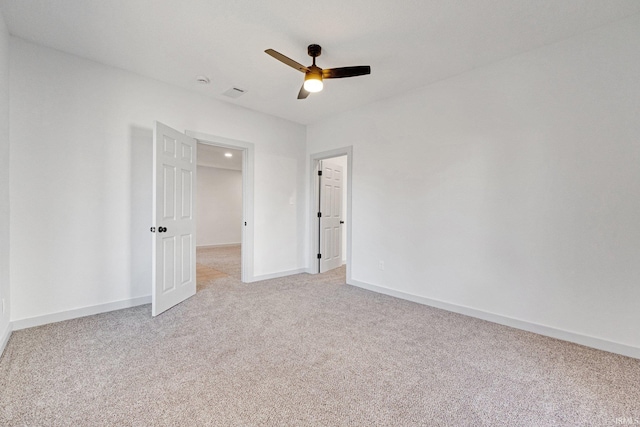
222, 87, 247, 98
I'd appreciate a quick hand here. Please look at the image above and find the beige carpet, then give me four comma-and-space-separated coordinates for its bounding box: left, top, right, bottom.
1, 261, 639, 426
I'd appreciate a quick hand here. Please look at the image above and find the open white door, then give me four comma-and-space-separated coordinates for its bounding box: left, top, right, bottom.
152, 121, 197, 316
319, 160, 343, 273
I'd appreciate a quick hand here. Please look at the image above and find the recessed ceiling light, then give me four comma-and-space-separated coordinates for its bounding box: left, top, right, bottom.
196, 75, 210, 84
224, 153, 233, 158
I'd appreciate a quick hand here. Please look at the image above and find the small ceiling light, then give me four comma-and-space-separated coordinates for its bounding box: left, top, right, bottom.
224, 153, 233, 158
303, 67, 323, 93
196, 75, 210, 84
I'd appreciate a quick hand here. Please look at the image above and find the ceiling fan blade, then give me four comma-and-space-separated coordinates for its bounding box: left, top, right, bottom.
297, 84, 310, 99
265, 49, 309, 73
322, 66, 371, 79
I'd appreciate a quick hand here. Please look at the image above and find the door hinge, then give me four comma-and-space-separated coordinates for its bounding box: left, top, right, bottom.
150, 227, 156, 233
317, 212, 322, 218
318, 170, 322, 176
317, 253, 322, 259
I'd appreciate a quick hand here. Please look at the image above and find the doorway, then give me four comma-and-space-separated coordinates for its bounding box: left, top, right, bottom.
309, 147, 352, 281
187, 130, 255, 283
195, 143, 243, 286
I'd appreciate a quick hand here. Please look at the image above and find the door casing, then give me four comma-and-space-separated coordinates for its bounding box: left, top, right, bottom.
186, 130, 255, 283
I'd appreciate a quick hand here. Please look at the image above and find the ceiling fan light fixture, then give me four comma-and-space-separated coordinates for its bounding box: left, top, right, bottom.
304, 72, 323, 93
265, 44, 370, 99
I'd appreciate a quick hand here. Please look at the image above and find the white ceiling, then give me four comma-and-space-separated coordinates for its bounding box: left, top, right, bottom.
197, 143, 242, 171
1, 0, 639, 125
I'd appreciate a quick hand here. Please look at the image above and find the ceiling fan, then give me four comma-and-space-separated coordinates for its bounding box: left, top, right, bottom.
265, 44, 371, 99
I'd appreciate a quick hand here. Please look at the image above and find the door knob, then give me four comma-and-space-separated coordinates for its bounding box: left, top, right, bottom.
340, 221, 344, 224
158, 227, 167, 233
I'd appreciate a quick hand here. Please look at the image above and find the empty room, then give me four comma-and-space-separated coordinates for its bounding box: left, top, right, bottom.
0, 1, 639, 426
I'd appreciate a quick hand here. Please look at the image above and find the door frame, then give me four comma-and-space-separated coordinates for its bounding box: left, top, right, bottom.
186, 130, 255, 282
309, 146, 353, 282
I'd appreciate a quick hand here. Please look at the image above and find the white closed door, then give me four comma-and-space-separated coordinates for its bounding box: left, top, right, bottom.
152, 121, 197, 316
319, 160, 343, 273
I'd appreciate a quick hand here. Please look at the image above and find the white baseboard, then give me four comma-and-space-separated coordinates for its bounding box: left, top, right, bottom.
348, 279, 640, 360
0, 322, 12, 357
249, 268, 308, 283
12, 295, 151, 331
197, 243, 241, 249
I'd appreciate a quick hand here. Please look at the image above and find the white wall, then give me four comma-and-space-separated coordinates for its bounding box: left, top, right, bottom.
0, 10, 10, 348
196, 166, 242, 246
9, 38, 306, 323
307, 16, 640, 351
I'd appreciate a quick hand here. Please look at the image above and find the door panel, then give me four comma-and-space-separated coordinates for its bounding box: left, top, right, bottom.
181, 234, 193, 284
163, 165, 176, 219
181, 169, 192, 218
162, 237, 176, 292
153, 121, 197, 316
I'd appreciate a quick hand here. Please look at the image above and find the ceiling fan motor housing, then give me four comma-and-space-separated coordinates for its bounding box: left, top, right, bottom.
308, 44, 322, 58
